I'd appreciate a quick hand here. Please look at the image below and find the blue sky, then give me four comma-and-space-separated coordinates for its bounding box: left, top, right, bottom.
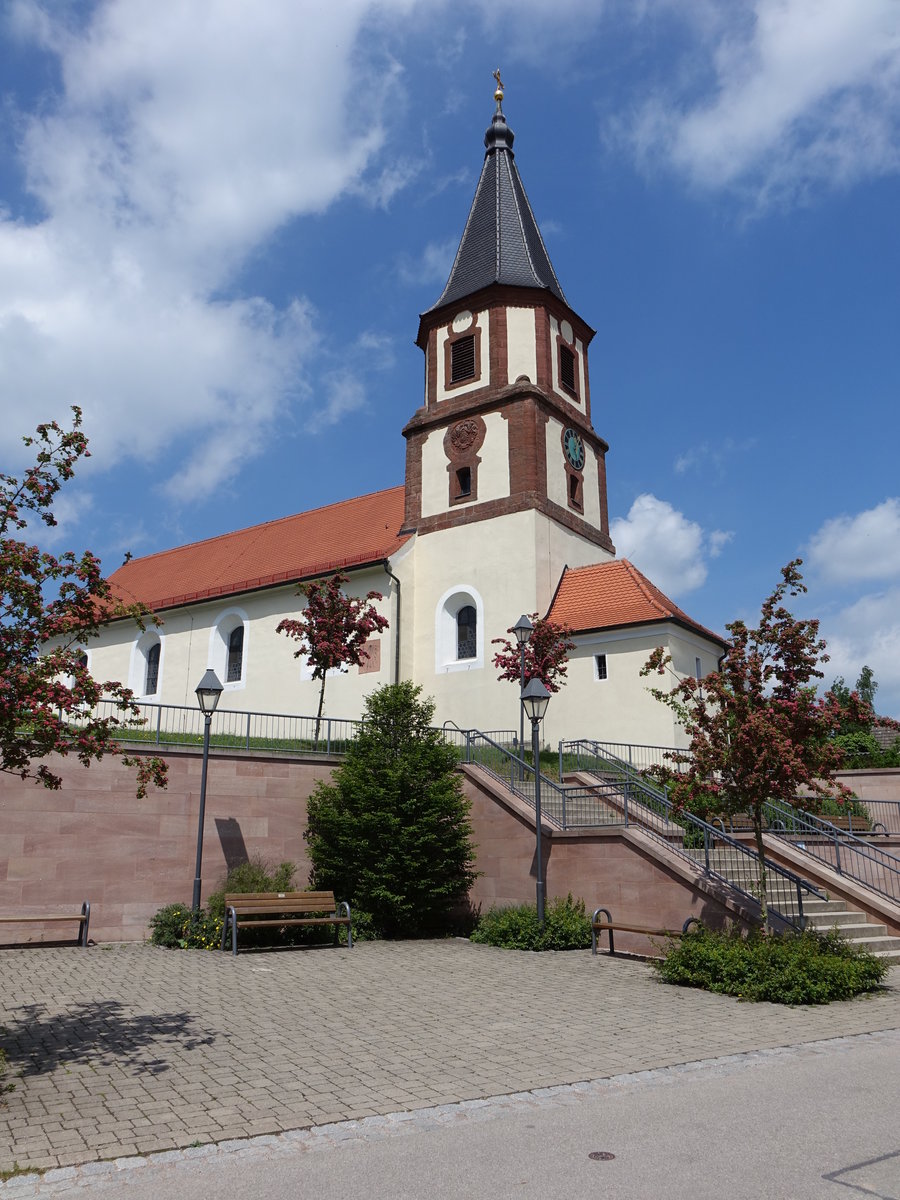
2, 1, 900, 715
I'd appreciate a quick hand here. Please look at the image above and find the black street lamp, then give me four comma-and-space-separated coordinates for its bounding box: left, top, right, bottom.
512, 614, 533, 780
192, 669, 223, 917
521, 676, 551, 925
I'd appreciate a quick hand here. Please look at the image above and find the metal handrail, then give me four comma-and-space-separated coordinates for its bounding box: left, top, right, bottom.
72, 698, 514, 758
764, 798, 900, 905
559, 739, 822, 930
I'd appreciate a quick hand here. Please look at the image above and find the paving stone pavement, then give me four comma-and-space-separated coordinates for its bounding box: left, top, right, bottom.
1, 941, 898, 1177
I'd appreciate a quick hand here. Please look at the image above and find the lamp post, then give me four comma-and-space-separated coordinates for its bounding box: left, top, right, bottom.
521, 676, 551, 926
512, 615, 533, 780
192, 669, 223, 917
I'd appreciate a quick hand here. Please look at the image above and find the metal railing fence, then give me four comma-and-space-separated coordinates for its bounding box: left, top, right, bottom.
557, 739, 821, 930
763, 799, 900, 906
561, 738, 692, 777
69, 698, 515, 759
562, 742, 900, 834
472, 734, 819, 929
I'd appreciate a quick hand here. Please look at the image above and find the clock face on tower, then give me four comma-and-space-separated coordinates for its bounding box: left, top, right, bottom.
563, 428, 585, 471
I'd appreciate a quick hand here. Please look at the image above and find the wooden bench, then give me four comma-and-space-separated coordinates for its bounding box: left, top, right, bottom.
220, 890, 351, 957
0, 901, 91, 948
591, 907, 699, 956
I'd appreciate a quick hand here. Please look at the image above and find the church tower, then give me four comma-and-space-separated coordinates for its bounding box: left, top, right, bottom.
398, 77, 617, 704
402, 78, 614, 566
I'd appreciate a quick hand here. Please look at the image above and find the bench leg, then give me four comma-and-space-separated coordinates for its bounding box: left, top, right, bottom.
231, 910, 238, 958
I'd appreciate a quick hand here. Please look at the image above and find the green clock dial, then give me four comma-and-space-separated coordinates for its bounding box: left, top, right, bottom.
563, 428, 585, 471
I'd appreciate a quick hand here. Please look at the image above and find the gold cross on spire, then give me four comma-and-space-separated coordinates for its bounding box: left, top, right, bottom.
493, 67, 504, 107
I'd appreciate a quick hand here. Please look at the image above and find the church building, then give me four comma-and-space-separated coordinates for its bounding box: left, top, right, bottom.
91, 83, 725, 750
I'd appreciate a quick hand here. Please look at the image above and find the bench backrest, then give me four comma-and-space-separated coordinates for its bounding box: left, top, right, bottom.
224, 890, 338, 916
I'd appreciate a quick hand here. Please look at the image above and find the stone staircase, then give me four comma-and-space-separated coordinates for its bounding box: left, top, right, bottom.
682, 847, 900, 962
802, 897, 900, 964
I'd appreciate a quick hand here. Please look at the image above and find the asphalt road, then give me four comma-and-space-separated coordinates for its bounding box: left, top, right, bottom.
9, 1029, 899, 1200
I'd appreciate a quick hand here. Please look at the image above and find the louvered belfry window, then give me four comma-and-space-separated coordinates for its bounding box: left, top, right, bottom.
560, 345, 576, 394
450, 334, 476, 383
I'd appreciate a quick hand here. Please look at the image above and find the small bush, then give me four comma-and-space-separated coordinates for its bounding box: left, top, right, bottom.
206, 858, 296, 919
148, 903, 222, 951
470, 894, 592, 951
654, 924, 889, 1005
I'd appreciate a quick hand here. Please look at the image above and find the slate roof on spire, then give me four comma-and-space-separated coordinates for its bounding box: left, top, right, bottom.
428, 100, 567, 312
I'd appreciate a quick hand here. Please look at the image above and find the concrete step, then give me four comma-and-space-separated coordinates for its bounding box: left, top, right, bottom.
803, 909, 865, 927
802, 898, 856, 915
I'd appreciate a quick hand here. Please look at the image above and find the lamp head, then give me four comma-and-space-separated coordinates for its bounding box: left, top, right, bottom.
512, 614, 533, 646
521, 676, 551, 723
195, 669, 224, 715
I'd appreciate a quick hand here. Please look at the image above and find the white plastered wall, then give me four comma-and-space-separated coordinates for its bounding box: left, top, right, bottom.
548, 314, 586, 409
86, 568, 395, 722
506, 306, 537, 384
544, 626, 724, 750
544, 417, 604, 533
436, 308, 489, 401
420, 411, 510, 518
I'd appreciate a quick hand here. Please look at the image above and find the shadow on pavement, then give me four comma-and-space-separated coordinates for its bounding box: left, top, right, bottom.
1, 1000, 217, 1077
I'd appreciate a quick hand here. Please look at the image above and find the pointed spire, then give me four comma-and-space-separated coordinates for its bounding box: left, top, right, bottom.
427, 75, 567, 312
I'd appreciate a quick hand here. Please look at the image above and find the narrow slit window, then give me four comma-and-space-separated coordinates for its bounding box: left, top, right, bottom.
560, 345, 576, 394
456, 605, 477, 660
227, 626, 244, 683
695, 657, 702, 681
456, 466, 472, 497
145, 643, 160, 695
450, 335, 476, 383
595, 654, 608, 681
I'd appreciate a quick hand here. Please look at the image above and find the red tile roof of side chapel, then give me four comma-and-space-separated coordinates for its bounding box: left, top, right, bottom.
547, 559, 725, 646
107, 486, 409, 613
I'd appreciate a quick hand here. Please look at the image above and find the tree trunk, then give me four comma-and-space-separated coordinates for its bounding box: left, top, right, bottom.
313, 676, 327, 750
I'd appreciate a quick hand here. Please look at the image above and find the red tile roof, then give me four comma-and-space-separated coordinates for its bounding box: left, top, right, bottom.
108, 486, 409, 613
547, 559, 725, 646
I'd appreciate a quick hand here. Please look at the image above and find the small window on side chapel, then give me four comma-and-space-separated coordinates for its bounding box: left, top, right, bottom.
145, 643, 160, 695
595, 653, 608, 681
695, 657, 702, 681
457, 605, 477, 661
455, 466, 472, 498
450, 335, 476, 383
227, 626, 244, 683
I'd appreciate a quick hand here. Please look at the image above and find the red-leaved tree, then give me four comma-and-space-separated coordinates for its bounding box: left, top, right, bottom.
641, 560, 862, 922
492, 614, 575, 693
276, 572, 389, 747
1, 408, 167, 796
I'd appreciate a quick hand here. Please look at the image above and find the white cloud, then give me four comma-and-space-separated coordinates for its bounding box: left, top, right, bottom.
807, 498, 900, 584
620, 0, 900, 205
611, 493, 731, 596
674, 437, 757, 476
0, 0, 417, 495
820, 588, 900, 717
397, 237, 458, 286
